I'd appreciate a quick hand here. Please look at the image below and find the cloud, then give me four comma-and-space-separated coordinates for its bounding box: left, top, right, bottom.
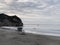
5, 0, 59, 16
0, 0, 59, 15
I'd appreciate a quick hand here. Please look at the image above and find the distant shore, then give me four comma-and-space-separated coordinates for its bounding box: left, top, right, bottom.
0, 29, 60, 45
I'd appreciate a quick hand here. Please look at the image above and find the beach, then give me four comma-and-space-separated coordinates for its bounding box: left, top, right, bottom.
0, 29, 60, 45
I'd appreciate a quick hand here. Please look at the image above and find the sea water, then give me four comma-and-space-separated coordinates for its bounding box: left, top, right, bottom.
1, 24, 60, 36
23, 24, 60, 36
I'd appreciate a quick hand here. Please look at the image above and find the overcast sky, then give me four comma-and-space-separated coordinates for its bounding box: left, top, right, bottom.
0, 0, 60, 24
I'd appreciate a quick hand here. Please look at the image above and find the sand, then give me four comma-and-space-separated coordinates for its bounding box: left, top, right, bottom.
0, 29, 60, 45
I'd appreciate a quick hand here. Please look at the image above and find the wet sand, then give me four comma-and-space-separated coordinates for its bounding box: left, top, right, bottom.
0, 29, 60, 45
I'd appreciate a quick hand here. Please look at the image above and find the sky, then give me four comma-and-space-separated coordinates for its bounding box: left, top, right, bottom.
0, 0, 60, 24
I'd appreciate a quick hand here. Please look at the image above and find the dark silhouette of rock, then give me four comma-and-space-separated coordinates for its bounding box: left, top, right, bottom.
0, 13, 23, 27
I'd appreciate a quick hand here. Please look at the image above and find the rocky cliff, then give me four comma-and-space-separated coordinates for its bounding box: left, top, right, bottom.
0, 13, 23, 27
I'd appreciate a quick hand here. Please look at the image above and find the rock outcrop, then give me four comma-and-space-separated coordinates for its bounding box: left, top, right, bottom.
0, 13, 23, 27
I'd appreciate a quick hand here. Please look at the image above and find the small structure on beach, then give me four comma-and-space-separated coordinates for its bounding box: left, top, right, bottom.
17, 27, 23, 32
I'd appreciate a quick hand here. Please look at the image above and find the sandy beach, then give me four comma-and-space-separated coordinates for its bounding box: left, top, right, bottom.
0, 29, 60, 45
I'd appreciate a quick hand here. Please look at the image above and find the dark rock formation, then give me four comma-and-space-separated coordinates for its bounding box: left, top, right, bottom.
0, 13, 23, 27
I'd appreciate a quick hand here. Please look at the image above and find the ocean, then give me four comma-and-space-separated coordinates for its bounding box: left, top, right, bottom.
23, 24, 60, 36
1, 24, 60, 36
